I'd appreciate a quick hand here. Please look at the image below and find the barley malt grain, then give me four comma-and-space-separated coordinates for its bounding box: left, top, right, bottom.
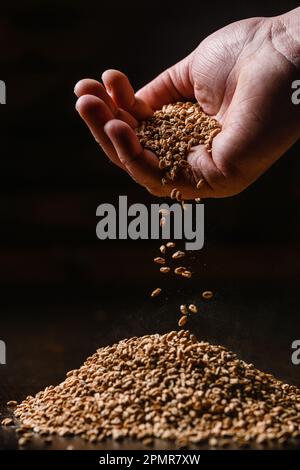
180, 305, 188, 315
151, 288, 162, 298
178, 316, 188, 327
12, 331, 300, 448
202, 291, 213, 300
166, 242, 175, 248
188, 304, 198, 314
135, 102, 221, 189
160, 267, 170, 274
172, 251, 185, 260
7, 401, 17, 407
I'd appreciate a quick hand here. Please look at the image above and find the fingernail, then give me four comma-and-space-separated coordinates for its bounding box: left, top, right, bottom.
75, 99, 81, 113
74, 83, 80, 97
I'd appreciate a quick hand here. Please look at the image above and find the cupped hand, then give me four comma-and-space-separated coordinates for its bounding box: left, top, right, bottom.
75, 8, 300, 199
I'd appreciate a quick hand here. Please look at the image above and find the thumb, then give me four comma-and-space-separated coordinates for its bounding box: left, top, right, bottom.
135, 54, 194, 110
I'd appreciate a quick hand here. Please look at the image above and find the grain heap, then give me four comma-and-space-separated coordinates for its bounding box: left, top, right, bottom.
135, 101, 221, 199
11, 331, 300, 447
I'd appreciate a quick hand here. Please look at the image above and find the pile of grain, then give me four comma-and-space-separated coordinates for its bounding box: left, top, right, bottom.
135, 101, 221, 192
12, 331, 300, 447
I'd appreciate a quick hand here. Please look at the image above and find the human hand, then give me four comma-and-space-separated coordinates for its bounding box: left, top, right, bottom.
75, 8, 300, 199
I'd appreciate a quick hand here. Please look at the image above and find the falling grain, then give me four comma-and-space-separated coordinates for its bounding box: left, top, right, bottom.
166, 242, 175, 248
188, 304, 198, 314
178, 316, 188, 327
172, 251, 185, 260
182, 271, 192, 278
180, 305, 188, 315
160, 267, 170, 274
202, 291, 213, 300
151, 288, 162, 298
174, 266, 187, 275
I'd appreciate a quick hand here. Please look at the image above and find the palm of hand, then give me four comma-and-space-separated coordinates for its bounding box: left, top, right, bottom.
75, 16, 300, 199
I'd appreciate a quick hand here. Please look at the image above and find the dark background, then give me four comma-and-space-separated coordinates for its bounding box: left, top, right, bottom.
0, 0, 300, 292
0, 0, 300, 450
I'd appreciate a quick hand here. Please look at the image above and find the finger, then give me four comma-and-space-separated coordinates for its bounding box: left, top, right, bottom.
102, 69, 153, 121
187, 145, 227, 198
75, 78, 138, 128
104, 119, 164, 195
75, 79, 117, 113
75, 95, 125, 170
115, 108, 139, 129
135, 54, 194, 110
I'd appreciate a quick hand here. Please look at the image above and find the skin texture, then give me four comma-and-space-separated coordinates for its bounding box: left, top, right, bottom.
75, 8, 300, 199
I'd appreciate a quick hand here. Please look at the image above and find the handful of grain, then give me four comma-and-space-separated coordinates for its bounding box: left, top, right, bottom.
135, 102, 221, 192
12, 331, 300, 447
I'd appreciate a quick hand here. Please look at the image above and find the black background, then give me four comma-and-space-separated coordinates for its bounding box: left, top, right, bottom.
0, 0, 300, 292
0, 0, 300, 451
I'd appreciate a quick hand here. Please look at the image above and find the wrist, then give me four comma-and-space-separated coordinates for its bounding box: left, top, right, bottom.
271, 7, 300, 69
